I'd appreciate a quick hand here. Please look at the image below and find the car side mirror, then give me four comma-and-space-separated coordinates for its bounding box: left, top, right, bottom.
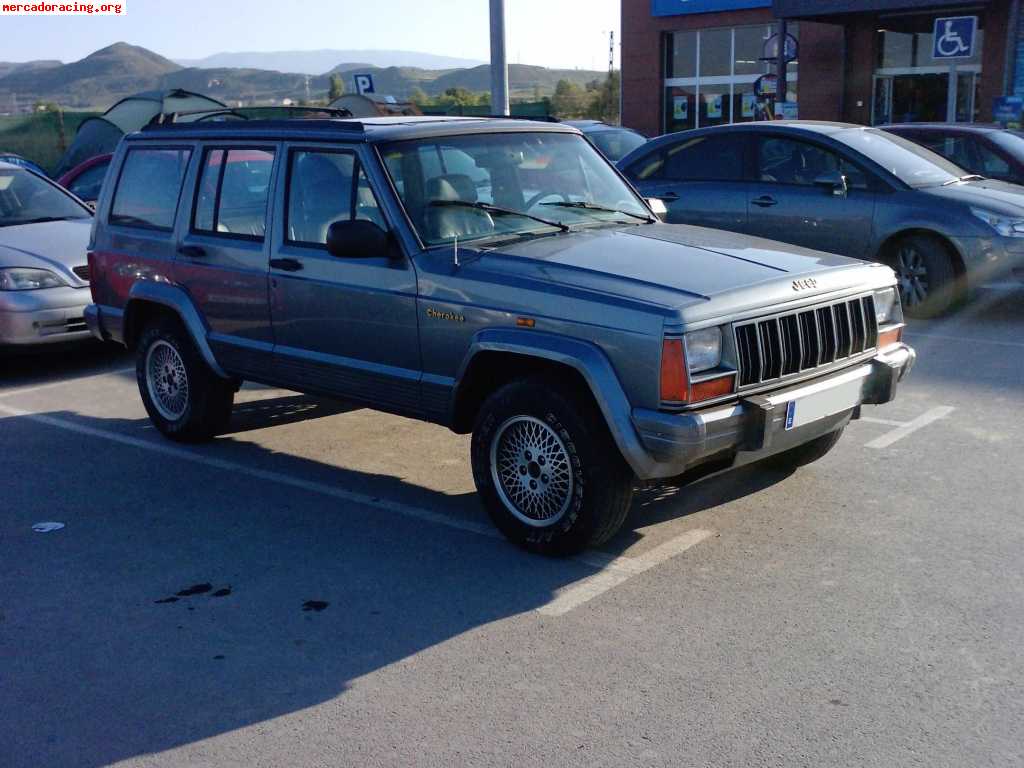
814, 171, 848, 197
326, 220, 391, 258
645, 197, 668, 219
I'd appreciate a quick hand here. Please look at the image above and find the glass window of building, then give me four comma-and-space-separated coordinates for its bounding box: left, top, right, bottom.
664, 23, 798, 134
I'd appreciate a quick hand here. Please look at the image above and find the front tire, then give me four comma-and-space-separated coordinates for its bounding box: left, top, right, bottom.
136, 318, 234, 442
889, 235, 959, 318
471, 376, 635, 555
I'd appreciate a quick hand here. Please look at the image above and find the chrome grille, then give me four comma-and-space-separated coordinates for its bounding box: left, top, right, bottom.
72, 265, 90, 281
735, 295, 878, 388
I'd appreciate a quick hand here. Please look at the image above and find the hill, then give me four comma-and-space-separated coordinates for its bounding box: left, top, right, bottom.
175, 49, 484, 74
0, 60, 61, 79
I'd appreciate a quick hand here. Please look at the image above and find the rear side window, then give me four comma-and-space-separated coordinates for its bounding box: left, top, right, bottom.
110, 148, 191, 230
286, 150, 386, 246
630, 134, 743, 182
193, 147, 275, 240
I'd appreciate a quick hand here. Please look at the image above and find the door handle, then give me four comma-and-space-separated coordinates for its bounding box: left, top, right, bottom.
752, 195, 778, 208
269, 257, 303, 272
177, 245, 206, 258
659, 192, 680, 201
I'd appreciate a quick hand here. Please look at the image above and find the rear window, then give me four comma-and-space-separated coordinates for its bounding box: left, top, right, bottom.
110, 148, 191, 230
193, 148, 275, 240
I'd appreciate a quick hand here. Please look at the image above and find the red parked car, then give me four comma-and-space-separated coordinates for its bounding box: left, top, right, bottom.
57, 153, 112, 207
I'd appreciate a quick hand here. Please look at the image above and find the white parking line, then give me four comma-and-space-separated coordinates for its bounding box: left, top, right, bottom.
0, 401, 713, 615
859, 416, 905, 427
537, 529, 715, 616
864, 406, 955, 450
0, 367, 135, 400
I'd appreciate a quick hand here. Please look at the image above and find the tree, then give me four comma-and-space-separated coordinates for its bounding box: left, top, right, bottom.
408, 87, 430, 106
550, 79, 588, 119
328, 74, 345, 102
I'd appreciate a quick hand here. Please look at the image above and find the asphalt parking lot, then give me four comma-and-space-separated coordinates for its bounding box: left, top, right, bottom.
2, 285, 1023, 768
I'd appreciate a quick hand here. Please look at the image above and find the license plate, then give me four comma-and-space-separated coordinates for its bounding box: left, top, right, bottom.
783, 377, 862, 431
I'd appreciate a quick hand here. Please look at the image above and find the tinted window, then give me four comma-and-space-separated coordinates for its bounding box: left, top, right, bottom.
111, 148, 191, 230
192, 148, 274, 239
286, 150, 385, 246
973, 140, 1011, 177
662, 134, 744, 182
66, 160, 109, 202
587, 129, 647, 162
0, 168, 90, 226
757, 136, 868, 189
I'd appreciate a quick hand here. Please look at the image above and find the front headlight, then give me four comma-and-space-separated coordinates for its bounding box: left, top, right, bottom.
873, 286, 901, 325
684, 327, 722, 373
0, 267, 69, 291
970, 207, 1024, 238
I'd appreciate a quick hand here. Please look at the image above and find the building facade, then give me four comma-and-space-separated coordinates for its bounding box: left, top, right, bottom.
622, 0, 1021, 136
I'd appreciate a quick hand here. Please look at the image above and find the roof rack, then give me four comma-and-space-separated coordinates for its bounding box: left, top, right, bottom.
152, 105, 354, 125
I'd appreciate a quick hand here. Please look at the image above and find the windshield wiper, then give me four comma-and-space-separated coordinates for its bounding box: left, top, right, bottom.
0, 215, 85, 227
540, 201, 655, 223
942, 174, 985, 186
428, 200, 570, 232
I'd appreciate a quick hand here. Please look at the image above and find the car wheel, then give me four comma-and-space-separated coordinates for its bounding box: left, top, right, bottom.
890, 235, 959, 319
471, 375, 635, 555
767, 427, 845, 470
136, 317, 234, 442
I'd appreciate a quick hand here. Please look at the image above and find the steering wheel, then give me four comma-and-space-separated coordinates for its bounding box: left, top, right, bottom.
524, 190, 570, 209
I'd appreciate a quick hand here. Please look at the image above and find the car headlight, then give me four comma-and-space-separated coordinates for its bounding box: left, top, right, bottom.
0, 267, 69, 291
873, 286, 901, 325
684, 327, 722, 373
970, 207, 1024, 238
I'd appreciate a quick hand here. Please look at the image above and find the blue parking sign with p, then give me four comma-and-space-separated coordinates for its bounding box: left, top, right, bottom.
354, 74, 375, 95
932, 16, 976, 60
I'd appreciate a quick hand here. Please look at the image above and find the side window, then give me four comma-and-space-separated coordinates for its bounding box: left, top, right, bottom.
110, 148, 191, 230
758, 137, 841, 186
629, 152, 666, 181
662, 134, 744, 182
287, 150, 387, 246
67, 160, 110, 202
192, 148, 274, 240
972, 140, 1011, 177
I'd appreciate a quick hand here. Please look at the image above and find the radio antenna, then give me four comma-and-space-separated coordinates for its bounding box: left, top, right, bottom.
453, 234, 460, 268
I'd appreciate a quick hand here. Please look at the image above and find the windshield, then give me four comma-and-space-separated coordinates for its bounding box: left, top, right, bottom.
833, 127, 965, 187
587, 128, 647, 162
989, 130, 1024, 157
0, 167, 91, 226
381, 131, 650, 247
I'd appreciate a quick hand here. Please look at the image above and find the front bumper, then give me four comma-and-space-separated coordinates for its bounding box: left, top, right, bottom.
0, 286, 92, 346
953, 235, 1024, 288
631, 344, 915, 480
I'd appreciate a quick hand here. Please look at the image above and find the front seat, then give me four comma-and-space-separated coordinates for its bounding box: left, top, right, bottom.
424, 173, 494, 242
291, 153, 353, 244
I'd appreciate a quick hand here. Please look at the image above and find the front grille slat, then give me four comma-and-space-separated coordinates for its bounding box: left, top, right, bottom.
733, 294, 878, 389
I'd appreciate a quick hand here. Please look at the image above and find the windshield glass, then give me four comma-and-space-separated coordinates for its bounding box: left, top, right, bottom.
833, 127, 964, 187
587, 129, 647, 162
381, 131, 650, 247
990, 130, 1024, 157
0, 167, 91, 226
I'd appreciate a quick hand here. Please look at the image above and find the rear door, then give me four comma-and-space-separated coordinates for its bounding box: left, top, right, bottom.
175, 145, 278, 378
746, 133, 877, 258
268, 143, 421, 414
626, 131, 749, 232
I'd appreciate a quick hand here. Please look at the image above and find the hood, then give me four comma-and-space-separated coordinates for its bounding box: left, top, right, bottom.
0, 219, 92, 286
920, 178, 1024, 217
472, 223, 886, 315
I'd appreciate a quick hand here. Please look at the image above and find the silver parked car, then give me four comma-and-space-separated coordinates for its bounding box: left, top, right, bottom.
620, 121, 1024, 317
0, 161, 94, 347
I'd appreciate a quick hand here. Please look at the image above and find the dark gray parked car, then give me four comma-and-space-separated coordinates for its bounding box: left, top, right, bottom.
85, 117, 913, 553
620, 121, 1024, 317
564, 120, 647, 162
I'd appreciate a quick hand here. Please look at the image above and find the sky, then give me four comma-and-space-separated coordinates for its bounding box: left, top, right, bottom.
0, 0, 621, 70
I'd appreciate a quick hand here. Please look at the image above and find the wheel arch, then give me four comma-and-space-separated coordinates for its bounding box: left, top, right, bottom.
876, 228, 967, 285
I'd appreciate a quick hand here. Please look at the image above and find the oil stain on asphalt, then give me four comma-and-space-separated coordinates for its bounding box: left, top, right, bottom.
302, 601, 329, 612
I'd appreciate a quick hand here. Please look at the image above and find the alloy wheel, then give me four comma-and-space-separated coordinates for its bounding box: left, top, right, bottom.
145, 339, 190, 421
490, 416, 574, 527
895, 245, 929, 308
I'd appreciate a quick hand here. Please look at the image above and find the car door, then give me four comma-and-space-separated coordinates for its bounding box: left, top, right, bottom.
269, 143, 421, 415
175, 145, 278, 378
625, 131, 748, 232
746, 133, 876, 258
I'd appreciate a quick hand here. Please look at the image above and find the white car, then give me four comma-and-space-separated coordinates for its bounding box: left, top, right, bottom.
0, 161, 94, 347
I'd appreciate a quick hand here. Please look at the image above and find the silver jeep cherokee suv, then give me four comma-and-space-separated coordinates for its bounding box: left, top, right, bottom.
85, 117, 915, 554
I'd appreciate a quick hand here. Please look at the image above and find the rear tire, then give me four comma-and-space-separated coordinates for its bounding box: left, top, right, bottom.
767, 427, 844, 470
470, 375, 635, 555
136, 317, 234, 442
888, 234, 959, 319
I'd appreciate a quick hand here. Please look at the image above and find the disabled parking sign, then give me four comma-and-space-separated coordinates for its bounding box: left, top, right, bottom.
932, 16, 976, 60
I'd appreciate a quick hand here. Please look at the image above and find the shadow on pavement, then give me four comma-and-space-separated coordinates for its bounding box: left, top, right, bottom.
0, 404, 790, 768
0, 340, 132, 390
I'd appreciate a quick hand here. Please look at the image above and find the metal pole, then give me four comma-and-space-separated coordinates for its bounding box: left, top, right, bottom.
777, 18, 788, 117
489, 0, 510, 116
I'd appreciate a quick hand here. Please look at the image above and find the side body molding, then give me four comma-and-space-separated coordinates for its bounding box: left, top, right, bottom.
125, 282, 230, 379
454, 328, 660, 478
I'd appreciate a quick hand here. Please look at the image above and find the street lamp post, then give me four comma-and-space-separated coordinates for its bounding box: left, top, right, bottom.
489, 0, 510, 116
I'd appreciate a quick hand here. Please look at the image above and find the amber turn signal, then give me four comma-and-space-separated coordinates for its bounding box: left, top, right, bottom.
878, 327, 902, 348
660, 338, 688, 402
690, 375, 735, 403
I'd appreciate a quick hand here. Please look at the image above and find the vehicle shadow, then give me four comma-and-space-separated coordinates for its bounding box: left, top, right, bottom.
0, 404, 792, 768
0, 340, 131, 390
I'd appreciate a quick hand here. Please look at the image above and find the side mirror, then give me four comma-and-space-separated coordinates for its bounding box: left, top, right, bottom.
326, 219, 390, 258
645, 197, 668, 219
814, 171, 848, 197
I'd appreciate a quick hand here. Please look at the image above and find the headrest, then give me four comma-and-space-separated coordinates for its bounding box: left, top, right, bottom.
425, 173, 477, 203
